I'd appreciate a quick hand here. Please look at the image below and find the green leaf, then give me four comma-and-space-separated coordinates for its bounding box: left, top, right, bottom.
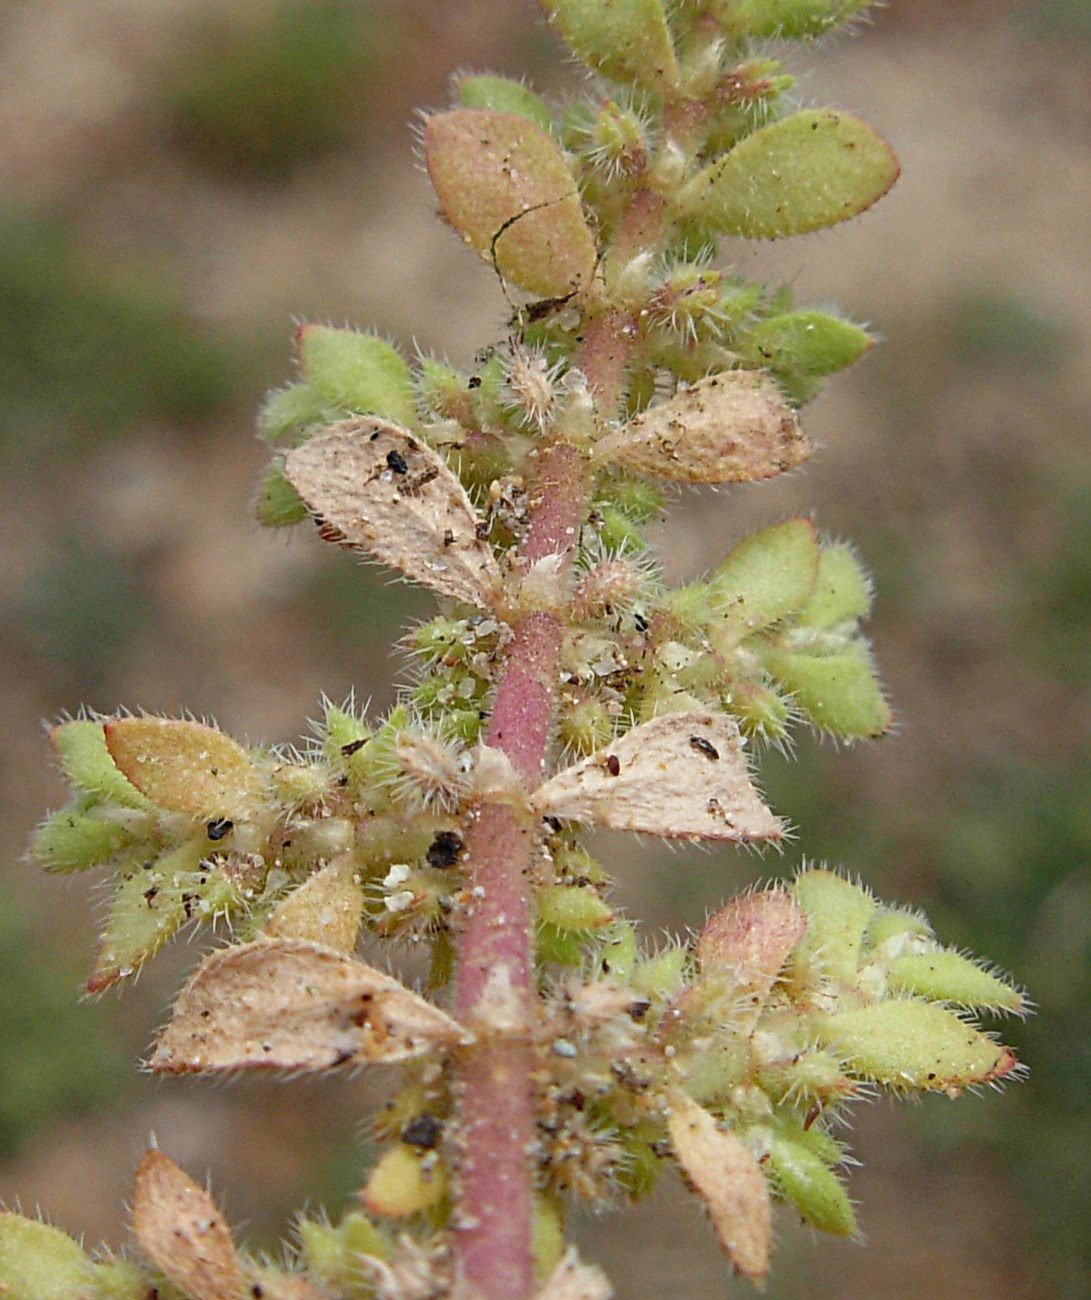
295, 325, 417, 426
767, 1134, 856, 1236
455, 74, 553, 132
709, 518, 820, 642
741, 309, 874, 378
712, 0, 875, 39
792, 868, 875, 982
678, 108, 899, 239
766, 647, 892, 737
48, 719, 149, 808
539, 0, 679, 94
425, 109, 597, 298
797, 542, 873, 628
29, 808, 142, 874
0, 1213, 96, 1300
816, 1000, 1018, 1092
253, 458, 309, 529
257, 380, 338, 445
888, 951, 1025, 1015
88, 838, 244, 992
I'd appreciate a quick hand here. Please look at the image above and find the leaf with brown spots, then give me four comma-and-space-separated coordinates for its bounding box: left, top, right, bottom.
532, 712, 781, 842
284, 418, 501, 607
667, 1092, 771, 1283
131, 1150, 247, 1300
592, 372, 810, 485
147, 938, 468, 1074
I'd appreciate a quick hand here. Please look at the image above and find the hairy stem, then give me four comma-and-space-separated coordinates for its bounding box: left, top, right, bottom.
452, 192, 664, 1297
452, 447, 587, 1299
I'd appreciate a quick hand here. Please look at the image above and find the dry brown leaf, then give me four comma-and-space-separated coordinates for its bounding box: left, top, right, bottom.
667, 1092, 771, 1283
535, 1248, 614, 1300
592, 371, 810, 484
262, 855, 364, 952
131, 1150, 248, 1300
284, 418, 501, 606
532, 712, 781, 842
147, 938, 467, 1074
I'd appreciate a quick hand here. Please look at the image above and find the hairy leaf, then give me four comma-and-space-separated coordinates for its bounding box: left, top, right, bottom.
148, 938, 467, 1073
284, 417, 502, 606
667, 1091, 771, 1282
533, 711, 781, 842
425, 109, 597, 297
678, 109, 899, 239
132, 1150, 248, 1300
104, 716, 266, 819
593, 372, 810, 484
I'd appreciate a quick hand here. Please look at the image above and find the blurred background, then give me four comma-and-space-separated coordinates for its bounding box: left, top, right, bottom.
0, 1, 1087, 1296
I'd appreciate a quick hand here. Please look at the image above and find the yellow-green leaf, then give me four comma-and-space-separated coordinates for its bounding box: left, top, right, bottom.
709, 518, 820, 642
456, 74, 553, 132
0, 1213, 96, 1300
104, 717, 266, 819
816, 1000, 1018, 1092
49, 719, 149, 808
295, 325, 417, 426
678, 109, 899, 240
539, 0, 679, 94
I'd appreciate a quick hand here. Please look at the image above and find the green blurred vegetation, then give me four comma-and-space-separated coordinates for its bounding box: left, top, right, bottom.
0, 899, 131, 1157
8, 535, 151, 694
161, 1, 388, 179
0, 212, 238, 457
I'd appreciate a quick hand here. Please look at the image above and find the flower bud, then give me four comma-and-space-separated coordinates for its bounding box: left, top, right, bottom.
297, 1212, 390, 1289
588, 100, 648, 178
362, 1144, 447, 1217
558, 695, 615, 758
538, 883, 614, 932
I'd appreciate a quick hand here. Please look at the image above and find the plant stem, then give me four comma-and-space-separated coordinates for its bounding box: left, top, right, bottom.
451, 193, 664, 1298
452, 446, 586, 1300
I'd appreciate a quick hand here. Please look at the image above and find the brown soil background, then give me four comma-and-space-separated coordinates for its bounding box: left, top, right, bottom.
1, 1, 1087, 1297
